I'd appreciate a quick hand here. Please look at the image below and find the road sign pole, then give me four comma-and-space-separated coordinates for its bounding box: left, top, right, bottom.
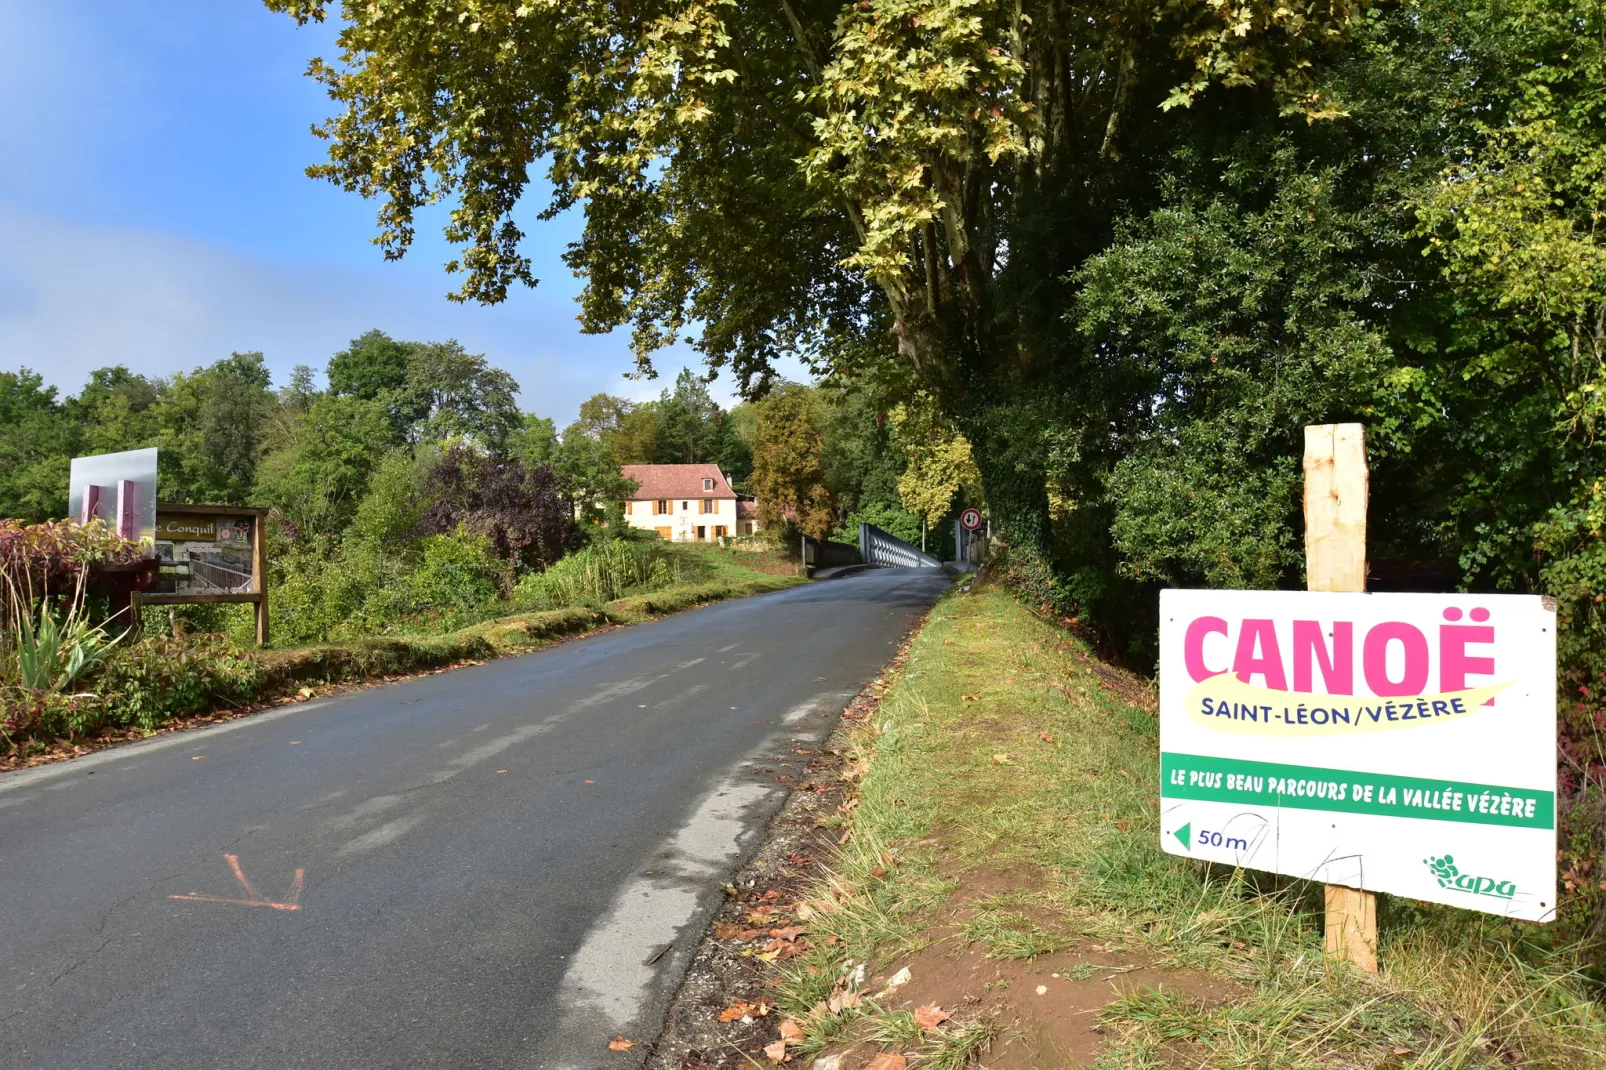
1304, 423, 1378, 973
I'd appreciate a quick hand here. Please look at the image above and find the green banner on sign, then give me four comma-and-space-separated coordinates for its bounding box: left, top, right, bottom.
1160, 752, 1553, 830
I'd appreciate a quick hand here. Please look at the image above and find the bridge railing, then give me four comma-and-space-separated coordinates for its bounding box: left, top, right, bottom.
859, 523, 943, 569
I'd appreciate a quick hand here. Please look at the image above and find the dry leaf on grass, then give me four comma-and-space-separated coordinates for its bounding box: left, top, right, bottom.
913, 1004, 952, 1032
763, 1039, 790, 1062
778, 1019, 804, 1041
607, 1036, 635, 1052
864, 1055, 907, 1070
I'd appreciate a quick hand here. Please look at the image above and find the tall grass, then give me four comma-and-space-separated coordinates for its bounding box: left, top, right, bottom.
514, 538, 696, 608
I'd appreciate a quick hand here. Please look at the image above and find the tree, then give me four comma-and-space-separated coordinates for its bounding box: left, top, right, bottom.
152, 352, 273, 504
0, 370, 75, 521
751, 384, 834, 538
554, 420, 638, 525
254, 393, 398, 535
416, 445, 570, 592
402, 340, 523, 451
327, 329, 412, 401
507, 414, 560, 469
889, 397, 981, 527
267, 0, 1359, 576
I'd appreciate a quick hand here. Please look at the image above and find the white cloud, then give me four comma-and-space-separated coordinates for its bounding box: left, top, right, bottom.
0, 203, 724, 422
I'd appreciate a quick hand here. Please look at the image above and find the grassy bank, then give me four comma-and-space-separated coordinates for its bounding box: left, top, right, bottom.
760, 585, 1605, 1069
2, 544, 800, 766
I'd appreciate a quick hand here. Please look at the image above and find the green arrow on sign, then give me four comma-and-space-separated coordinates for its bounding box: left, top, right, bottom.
1173, 823, 1192, 851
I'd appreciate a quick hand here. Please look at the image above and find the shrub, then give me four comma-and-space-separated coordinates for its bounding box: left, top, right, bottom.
405, 530, 502, 616
0, 518, 144, 608
90, 635, 261, 732
514, 538, 690, 608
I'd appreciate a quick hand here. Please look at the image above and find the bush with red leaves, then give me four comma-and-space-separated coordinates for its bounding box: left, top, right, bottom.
415, 446, 570, 592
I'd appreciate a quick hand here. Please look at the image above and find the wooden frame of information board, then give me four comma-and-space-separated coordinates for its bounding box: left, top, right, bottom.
131, 503, 270, 646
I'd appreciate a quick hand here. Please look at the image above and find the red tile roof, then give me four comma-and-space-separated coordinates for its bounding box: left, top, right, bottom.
737, 499, 759, 520
620, 464, 735, 500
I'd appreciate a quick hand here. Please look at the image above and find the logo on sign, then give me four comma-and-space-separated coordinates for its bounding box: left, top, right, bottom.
1424, 853, 1516, 900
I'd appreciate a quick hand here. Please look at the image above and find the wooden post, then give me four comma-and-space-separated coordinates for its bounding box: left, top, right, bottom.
252, 511, 270, 647
1304, 423, 1378, 973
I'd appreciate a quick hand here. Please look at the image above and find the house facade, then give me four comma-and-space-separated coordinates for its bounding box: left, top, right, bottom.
620, 464, 747, 542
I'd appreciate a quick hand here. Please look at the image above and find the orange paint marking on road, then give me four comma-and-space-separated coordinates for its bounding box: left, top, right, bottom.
169, 853, 305, 911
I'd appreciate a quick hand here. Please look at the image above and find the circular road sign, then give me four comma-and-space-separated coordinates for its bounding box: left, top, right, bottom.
960, 508, 983, 532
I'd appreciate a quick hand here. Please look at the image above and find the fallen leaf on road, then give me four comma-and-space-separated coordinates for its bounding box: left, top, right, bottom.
289, 740, 300, 745
585, 780, 595, 784
496, 769, 507, 774
913, 1004, 952, 1032
763, 1040, 790, 1062
779, 1019, 804, 1041
864, 1055, 907, 1070
191, 756, 204, 761
608, 1036, 635, 1052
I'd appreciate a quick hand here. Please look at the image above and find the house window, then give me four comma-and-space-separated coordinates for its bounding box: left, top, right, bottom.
701, 498, 715, 514
696, 525, 707, 541
703, 478, 714, 491
655, 499, 669, 515
655, 526, 672, 540
714, 525, 728, 538
681, 501, 689, 510
625, 501, 633, 516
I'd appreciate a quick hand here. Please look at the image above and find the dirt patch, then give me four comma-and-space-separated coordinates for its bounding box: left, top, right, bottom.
800, 865, 1243, 1070
846, 929, 1241, 1069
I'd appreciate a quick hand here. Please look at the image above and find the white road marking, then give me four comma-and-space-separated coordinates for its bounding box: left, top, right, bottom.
545, 775, 776, 1066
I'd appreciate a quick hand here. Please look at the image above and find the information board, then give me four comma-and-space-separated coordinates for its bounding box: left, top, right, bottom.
150, 511, 258, 596
1159, 589, 1556, 922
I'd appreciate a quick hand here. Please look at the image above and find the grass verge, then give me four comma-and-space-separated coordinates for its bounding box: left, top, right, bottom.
753, 584, 1606, 1069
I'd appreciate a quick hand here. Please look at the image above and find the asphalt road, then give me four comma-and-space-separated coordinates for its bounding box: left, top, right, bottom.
0, 568, 947, 1069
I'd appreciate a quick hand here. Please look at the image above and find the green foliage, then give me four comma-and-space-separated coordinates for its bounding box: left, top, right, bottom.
0, 370, 76, 521
3, 577, 121, 693
407, 530, 502, 616
752, 384, 835, 538
513, 538, 691, 608
89, 636, 262, 732
831, 503, 923, 548
349, 445, 441, 548
255, 393, 398, 535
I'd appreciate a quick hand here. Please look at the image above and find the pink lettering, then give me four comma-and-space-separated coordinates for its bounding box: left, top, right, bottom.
1363, 622, 1429, 696
1184, 616, 1229, 682
1233, 619, 1288, 690
1292, 620, 1353, 694
1441, 622, 1495, 703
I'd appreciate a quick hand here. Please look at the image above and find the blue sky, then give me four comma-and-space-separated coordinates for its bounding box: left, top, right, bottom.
0, 1, 740, 423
